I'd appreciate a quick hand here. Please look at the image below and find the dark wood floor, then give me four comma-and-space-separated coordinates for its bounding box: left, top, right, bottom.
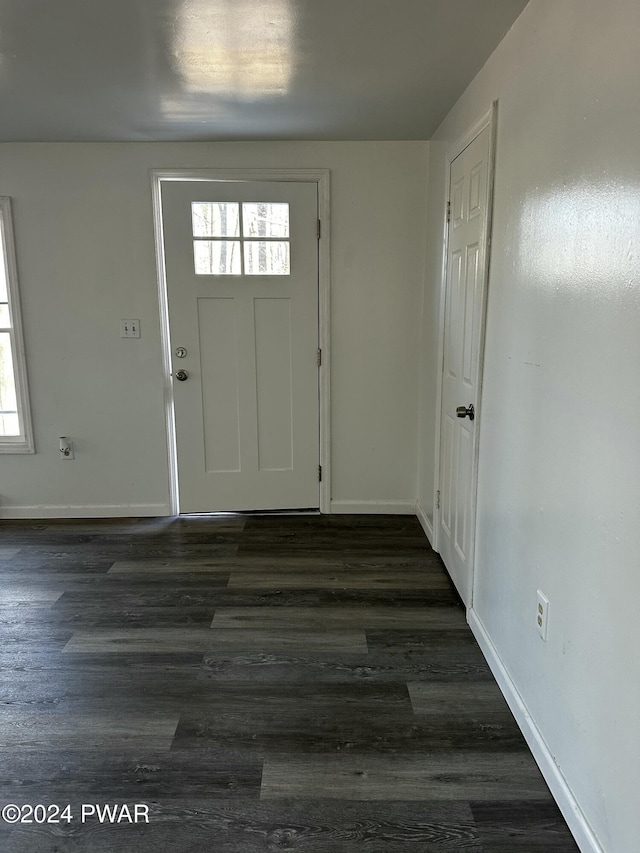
0, 514, 579, 852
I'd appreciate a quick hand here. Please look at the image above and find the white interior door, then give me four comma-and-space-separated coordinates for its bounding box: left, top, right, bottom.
438, 124, 492, 605
161, 180, 320, 513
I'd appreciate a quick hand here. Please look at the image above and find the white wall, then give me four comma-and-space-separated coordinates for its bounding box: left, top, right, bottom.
0, 141, 428, 516
418, 2, 640, 851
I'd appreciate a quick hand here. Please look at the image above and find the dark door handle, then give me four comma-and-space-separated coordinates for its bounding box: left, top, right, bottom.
456, 404, 475, 421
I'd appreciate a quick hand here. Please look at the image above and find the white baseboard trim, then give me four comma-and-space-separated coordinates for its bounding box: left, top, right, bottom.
0, 504, 171, 519
415, 501, 434, 546
329, 500, 415, 515
468, 608, 604, 853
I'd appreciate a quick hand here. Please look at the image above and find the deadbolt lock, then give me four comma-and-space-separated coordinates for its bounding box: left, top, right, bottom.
175, 370, 189, 382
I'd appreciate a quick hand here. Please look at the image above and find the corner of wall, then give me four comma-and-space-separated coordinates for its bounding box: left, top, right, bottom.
415, 500, 434, 546
468, 608, 604, 853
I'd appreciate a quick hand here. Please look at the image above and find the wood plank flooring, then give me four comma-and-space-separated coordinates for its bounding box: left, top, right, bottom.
0, 514, 580, 852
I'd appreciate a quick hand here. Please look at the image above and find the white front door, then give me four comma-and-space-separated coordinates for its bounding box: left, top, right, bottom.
160, 180, 320, 513
438, 124, 492, 605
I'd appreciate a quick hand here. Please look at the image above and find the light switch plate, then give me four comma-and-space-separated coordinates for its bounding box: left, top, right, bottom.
120, 319, 141, 338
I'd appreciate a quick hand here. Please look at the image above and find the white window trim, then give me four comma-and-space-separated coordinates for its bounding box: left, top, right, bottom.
0, 197, 34, 453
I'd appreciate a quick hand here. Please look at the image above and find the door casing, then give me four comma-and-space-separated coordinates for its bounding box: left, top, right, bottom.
151, 169, 331, 515
433, 104, 497, 607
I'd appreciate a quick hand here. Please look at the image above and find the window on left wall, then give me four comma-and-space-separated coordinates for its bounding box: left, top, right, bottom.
0, 197, 34, 453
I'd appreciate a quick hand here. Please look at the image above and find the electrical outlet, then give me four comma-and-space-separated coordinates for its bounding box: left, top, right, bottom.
120, 319, 141, 338
59, 437, 74, 460
536, 590, 549, 641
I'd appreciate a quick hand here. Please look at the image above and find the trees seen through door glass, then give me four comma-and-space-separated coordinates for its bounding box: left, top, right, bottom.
191, 202, 290, 275
242, 203, 289, 238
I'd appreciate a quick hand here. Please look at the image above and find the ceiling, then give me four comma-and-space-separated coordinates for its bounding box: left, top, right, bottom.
0, 0, 529, 142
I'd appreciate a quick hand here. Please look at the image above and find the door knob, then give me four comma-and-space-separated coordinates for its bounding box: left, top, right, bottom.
456, 403, 475, 421
175, 370, 189, 382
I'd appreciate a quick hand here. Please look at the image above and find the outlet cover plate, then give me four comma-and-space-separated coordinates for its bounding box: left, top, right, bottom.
536, 589, 550, 641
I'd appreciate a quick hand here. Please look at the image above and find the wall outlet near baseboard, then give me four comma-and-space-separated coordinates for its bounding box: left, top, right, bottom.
536, 590, 549, 641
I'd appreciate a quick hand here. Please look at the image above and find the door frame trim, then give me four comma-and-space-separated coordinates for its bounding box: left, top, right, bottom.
432, 103, 497, 605
151, 168, 331, 515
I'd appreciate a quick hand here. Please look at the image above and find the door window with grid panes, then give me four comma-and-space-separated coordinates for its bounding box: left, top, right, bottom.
191, 202, 291, 276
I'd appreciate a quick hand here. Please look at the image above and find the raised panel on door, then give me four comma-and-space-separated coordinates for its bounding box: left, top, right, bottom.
254, 297, 294, 472
454, 424, 472, 561
198, 297, 241, 473
452, 176, 465, 227
445, 250, 463, 381
468, 161, 484, 220
441, 414, 455, 538
462, 244, 480, 388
